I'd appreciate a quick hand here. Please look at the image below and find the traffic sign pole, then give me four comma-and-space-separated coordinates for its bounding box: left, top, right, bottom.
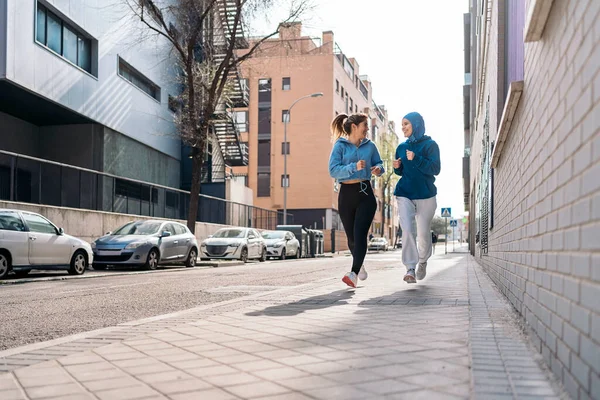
445, 217, 448, 255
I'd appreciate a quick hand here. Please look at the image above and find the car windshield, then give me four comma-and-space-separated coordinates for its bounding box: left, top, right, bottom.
262, 231, 285, 239
213, 229, 246, 238
112, 221, 162, 235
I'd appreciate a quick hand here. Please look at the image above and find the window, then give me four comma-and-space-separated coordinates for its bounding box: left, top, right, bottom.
258, 78, 272, 102
282, 110, 290, 123
257, 173, 270, 197
118, 57, 161, 101
281, 142, 290, 155
341, 87, 344, 98
258, 106, 271, 136
355, 105, 358, 113
22, 213, 57, 235
0, 212, 25, 232
349, 98, 353, 112
115, 179, 158, 203
281, 174, 290, 188
234, 110, 248, 132
258, 140, 271, 167
282, 77, 291, 91
168, 95, 181, 113
335, 79, 339, 93
163, 223, 177, 235
35, 3, 93, 74
173, 224, 187, 235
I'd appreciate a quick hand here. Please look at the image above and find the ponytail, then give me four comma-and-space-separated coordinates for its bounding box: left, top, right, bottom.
330, 113, 369, 142
331, 114, 348, 142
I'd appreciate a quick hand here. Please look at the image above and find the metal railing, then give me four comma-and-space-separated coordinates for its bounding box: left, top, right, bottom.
0, 150, 291, 230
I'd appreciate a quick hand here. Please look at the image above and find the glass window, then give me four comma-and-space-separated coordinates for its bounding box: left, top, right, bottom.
257, 173, 270, 197
63, 25, 78, 65
173, 224, 187, 235
213, 228, 245, 238
0, 212, 26, 232
257, 140, 271, 167
22, 213, 57, 235
113, 221, 162, 235
164, 224, 177, 235
118, 57, 161, 101
258, 106, 271, 135
281, 142, 290, 155
335, 79, 339, 93
47, 11, 62, 54
234, 110, 248, 132
281, 174, 289, 188
282, 77, 290, 90
282, 110, 290, 123
77, 37, 91, 72
36, 4, 46, 44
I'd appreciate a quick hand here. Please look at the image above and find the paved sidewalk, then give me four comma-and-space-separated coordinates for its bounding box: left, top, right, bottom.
0, 249, 567, 399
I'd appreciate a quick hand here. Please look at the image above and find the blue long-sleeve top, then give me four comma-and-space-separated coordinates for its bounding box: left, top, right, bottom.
328, 137, 384, 183
393, 135, 441, 199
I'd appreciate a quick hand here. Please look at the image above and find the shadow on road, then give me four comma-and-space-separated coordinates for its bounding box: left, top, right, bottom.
245, 289, 355, 317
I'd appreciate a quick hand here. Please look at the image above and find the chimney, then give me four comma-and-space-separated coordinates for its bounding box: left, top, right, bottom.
279, 22, 302, 40
322, 30, 334, 53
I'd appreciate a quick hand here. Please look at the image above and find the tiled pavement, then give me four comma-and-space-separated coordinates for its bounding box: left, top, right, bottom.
0, 249, 568, 399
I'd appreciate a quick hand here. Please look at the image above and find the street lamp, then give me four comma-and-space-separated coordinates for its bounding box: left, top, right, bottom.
283, 92, 323, 225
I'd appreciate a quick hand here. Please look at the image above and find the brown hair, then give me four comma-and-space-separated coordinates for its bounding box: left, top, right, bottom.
330, 113, 368, 141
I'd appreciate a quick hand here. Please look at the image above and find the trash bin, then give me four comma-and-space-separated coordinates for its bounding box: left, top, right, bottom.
316, 231, 324, 255
276, 225, 309, 258
307, 229, 318, 258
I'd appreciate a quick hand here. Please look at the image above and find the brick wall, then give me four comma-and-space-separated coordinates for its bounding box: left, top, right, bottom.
470, 1, 600, 399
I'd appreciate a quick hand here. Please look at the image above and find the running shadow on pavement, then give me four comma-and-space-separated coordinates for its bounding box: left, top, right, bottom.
245, 289, 355, 317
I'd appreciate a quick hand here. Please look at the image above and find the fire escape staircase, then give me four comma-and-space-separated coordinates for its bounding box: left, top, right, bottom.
209, 0, 249, 167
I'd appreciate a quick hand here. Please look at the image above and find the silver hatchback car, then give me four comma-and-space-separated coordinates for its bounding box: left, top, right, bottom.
92, 220, 199, 270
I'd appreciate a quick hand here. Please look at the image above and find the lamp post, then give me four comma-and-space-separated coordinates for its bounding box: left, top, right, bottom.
283, 92, 323, 225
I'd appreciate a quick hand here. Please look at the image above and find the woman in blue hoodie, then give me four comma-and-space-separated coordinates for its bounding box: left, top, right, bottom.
393, 112, 440, 284
329, 113, 384, 288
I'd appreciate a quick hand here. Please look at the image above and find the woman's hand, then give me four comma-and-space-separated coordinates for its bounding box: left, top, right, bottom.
406, 150, 415, 161
356, 160, 366, 170
393, 158, 402, 169
371, 166, 382, 176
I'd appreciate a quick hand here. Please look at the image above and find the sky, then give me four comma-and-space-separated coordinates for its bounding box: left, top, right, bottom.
253, 0, 469, 220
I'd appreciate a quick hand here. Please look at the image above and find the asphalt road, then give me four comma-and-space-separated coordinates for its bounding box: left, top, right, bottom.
0, 252, 401, 351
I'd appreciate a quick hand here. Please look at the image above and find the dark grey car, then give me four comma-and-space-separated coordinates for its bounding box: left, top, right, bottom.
92, 220, 199, 270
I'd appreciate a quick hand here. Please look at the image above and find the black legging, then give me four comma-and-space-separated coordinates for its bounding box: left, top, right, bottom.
338, 181, 377, 274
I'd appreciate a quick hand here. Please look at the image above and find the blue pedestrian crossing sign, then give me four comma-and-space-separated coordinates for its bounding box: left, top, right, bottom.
441, 208, 451, 218
450, 219, 458, 227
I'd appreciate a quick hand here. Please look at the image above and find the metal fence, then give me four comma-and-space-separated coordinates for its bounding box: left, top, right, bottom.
0, 150, 291, 230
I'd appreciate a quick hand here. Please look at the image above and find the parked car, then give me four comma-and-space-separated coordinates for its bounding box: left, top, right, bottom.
368, 237, 389, 251
261, 230, 300, 260
0, 209, 93, 279
92, 220, 198, 270
201, 227, 266, 262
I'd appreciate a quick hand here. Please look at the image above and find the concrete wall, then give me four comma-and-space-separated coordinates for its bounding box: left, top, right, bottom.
39, 124, 103, 170
0, 200, 231, 245
103, 127, 180, 188
3, 0, 180, 160
0, 111, 40, 156
0, 0, 6, 78
470, 1, 600, 399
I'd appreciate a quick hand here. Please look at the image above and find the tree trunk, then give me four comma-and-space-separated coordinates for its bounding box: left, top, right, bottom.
187, 149, 203, 233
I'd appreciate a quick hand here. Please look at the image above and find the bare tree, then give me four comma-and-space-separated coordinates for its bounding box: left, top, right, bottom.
376, 131, 399, 238
124, 0, 310, 232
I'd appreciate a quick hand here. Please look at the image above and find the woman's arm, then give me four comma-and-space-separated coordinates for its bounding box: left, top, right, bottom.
328, 144, 357, 179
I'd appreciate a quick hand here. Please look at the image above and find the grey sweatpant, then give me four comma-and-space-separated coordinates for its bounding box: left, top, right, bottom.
396, 196, 437, 271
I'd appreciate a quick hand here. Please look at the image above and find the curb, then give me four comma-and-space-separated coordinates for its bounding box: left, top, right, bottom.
0, 261, 246, 285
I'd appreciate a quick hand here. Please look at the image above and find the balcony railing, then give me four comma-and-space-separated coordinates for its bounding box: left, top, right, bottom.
0, 150, 290, 229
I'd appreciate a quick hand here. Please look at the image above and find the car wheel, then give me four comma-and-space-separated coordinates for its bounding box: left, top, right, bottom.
0, 252, 11, 279
144, 248, 159, 270
240, 247, 248, 263
185, 248, 197, 268
68, 250, 88, 275
295, 246, 300, 259
14, 270, 30, 278
259, 247, 266, 262
93, 265, 107, 270
279, 248, 286, 260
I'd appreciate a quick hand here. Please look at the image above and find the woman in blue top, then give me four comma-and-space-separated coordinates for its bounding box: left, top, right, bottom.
393, 112, 441, 284
329, 113, 384, 288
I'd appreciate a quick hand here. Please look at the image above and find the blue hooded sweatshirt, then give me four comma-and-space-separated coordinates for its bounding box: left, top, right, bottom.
329, 137, 384, 183
393, 112, 441, 199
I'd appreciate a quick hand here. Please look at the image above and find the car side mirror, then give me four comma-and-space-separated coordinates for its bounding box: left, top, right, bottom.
161, 231, 171, 238
58, 227, 64, 235
105, 231, 112, 235
208, 235, 213, 238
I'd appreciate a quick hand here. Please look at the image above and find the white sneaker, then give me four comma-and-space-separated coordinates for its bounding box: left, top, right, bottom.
403, 269, 417, 284
342, 271, 358, 288
358, 265, 368, 281
416, 262, 427, 280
